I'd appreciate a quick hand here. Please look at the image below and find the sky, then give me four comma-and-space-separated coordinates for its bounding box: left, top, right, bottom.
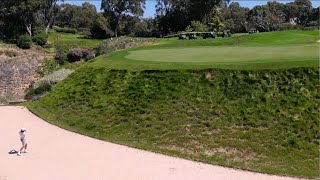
60, 0, 320, 18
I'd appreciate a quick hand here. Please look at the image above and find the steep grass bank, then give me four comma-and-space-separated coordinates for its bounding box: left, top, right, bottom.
27, 66, 319, 178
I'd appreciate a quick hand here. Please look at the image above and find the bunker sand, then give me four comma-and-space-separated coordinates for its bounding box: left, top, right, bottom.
0, 106, 297, 180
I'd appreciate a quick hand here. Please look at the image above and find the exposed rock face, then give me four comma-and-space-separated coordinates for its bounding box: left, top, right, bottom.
0, 47, 44, 99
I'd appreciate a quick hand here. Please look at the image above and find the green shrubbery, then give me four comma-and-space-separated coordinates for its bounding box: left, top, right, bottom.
17, 35, 32, 49
33, 68, 74, 88
66, 48, 95, 62
55, 45, 67, 65
96, 37, 153, 55
53, 27, 77, 34
25, 82, 52, 100
32, 33, 47, 46
67, 48, 83, 62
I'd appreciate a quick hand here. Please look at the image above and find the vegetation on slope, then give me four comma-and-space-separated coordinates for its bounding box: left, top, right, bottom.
27, 66, 319, 178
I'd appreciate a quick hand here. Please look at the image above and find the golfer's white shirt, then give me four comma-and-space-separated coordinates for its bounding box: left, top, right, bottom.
19, 131, 26, 139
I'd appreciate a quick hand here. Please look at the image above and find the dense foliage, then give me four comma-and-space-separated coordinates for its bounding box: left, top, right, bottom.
156, 0, 319, 35
17, 35, 33, 49
32, 33, 47, 46
0, 0, 318, 41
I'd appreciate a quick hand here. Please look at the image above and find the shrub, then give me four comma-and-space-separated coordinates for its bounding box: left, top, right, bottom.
17, 35, 32, 49
55, 46, 67, 65
34, 68, 74, 88
303, 26, 319, 30
90, 14, 114, 39
82, 49, 95, 61
32, 33, 47, 46
67, 48, 83, 62
279, 23, 302, 31
54, 27, 77, 34
25, 82, 52, 100
77, 28, 91, 37
95, 37, 154, 56
185, 21, 208, 32
307, 21, 319, 27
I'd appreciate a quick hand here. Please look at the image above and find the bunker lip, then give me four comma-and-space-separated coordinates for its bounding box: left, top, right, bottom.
0, 106, 297, 180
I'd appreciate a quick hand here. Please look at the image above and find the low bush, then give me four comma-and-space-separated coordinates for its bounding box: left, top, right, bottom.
33, 68, 74, 88
77, 28, 91, 37
55, 46, 67, 65
54, 27, 77, 34
96, 37, 154, 55
67, 48, 83, 62
37, 59, 60, 77
82, 49, 95, 61
303, 26, 320, 30
17, 35, 32, 49
25, 82, 52, 100
32, 33, 47, 46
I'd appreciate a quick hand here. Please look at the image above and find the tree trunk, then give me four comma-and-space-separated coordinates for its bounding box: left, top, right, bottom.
45, 0, 57, 35
26, 23, 32, 36
114, 15, 120, 37
45, 24, 50, 35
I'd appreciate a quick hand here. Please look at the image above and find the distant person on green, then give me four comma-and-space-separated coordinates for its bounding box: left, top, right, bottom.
18, 128, 28, 156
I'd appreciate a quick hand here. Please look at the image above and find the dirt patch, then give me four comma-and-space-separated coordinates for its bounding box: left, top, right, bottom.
0, 45, 46, 100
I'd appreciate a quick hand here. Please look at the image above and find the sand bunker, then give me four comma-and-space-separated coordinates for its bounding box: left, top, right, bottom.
0, 106, 296, 180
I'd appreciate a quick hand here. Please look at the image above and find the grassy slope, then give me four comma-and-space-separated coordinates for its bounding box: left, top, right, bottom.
27, 30, 320, 178
47, 30, 101, 50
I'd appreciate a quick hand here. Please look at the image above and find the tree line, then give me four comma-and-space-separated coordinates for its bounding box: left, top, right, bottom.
0, 0, 319, 41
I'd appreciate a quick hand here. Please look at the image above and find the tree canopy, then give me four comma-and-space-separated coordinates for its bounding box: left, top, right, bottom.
101, 0, 146, 37
0, 0, 319, 41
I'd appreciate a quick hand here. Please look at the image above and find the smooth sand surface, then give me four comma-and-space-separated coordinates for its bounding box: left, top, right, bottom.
0, 106, 297, 180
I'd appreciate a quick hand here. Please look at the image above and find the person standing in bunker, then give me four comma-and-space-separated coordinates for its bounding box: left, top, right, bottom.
18, 128, 28, 156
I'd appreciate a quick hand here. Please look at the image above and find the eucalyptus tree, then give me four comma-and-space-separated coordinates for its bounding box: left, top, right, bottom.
101, 0, 146, 37
155, 0, 226, 35
0, 0, 42, 37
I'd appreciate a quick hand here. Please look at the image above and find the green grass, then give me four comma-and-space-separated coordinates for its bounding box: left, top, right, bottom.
126, 46, 317, 63
92, 30, 319, 70
26, 30, 320, 178
47, 30, 102, 50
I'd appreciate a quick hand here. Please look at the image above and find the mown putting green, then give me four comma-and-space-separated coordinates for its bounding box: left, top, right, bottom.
125, 46, 318, 63
94, 30, 319, 70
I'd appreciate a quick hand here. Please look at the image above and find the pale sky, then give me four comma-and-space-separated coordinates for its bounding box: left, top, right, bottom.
59, 0, 320, 18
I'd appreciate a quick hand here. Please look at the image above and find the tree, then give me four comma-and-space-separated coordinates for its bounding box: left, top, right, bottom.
208, 6, 225, 32
155, 0, 226, 36
228, 2, 249, 32
90, 13, 113, 39
248, 5, 273, 32
307, 7, 319, 26
284, 0, 312, 26
185, 21, 208, 32
101, 0, 146, 37
55, 2, 98, 29
0, 0, 42, 37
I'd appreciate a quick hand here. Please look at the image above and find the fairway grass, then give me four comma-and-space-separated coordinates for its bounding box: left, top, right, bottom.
47, 30, 102, 50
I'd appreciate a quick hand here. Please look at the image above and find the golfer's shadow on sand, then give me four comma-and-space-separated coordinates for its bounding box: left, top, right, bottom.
8, 150, 18, 154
